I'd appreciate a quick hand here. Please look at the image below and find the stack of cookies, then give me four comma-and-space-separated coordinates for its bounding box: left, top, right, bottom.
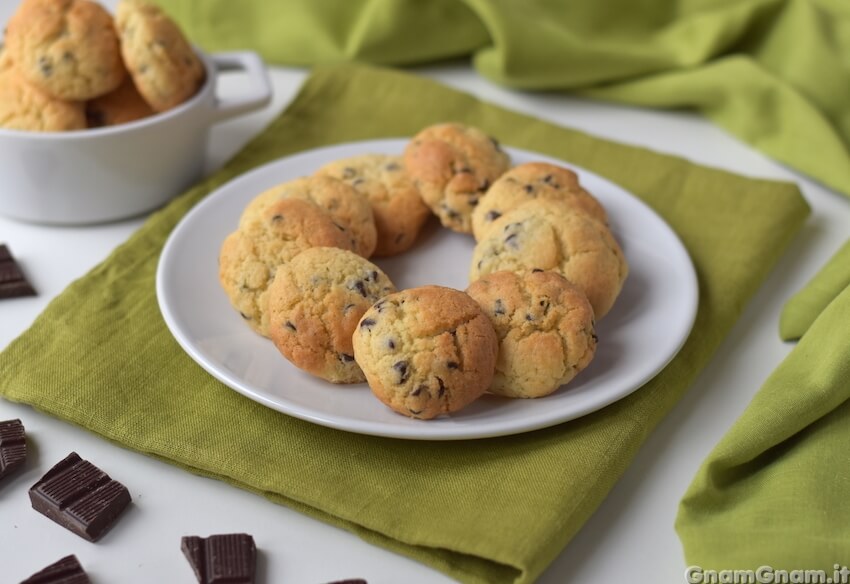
220, 123, 629, 420
0, 0, 204, 132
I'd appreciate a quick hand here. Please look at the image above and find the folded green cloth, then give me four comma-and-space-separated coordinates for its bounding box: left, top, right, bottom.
0, 65, 809, 584
160, 0, 850, 199
780, 238, 850, 341
676, 264, 850, 567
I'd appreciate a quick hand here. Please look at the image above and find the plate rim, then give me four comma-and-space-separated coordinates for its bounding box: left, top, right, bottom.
156, 138, 699, 440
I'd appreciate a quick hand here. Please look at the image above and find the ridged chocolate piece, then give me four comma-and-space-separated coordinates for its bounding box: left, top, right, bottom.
181, 533, 257, 583
29, 452, 131, 542
19, 554, 90, 584
0, 244, 36, 299
0, 418, 27, 481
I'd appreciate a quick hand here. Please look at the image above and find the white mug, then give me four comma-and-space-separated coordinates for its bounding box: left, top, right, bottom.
0, 50, 273, 224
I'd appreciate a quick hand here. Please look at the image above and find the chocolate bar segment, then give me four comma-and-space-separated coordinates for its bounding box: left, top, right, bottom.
181, 533, 256, 584
20, 554, 90, 584
0, 418, 27, 481
0, 244, 36, 299
29, 452, 131, 542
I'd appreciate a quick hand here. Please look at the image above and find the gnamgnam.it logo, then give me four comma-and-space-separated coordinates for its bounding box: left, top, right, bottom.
685, 564, 850, 584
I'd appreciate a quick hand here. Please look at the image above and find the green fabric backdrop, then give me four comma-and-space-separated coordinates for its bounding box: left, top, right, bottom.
160, 0, 850, 199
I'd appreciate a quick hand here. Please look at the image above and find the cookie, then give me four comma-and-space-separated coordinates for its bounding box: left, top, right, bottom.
403, 122, 510, 234
315, 154, 430, 257
470, 199, 628, 319
6, 0, 126, 101
115, 0, 205, 112
85, 76, 153, 127
352, 285, 498, 419
267, 247, 396, 383
466, 270, 597, 398
240, 176, 377, 258
219, 198, 355, 336
0, 54, 86, 131
470, 162, 608, 241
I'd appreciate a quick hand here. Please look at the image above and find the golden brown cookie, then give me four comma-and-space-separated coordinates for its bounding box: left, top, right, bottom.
470, 199, 628, 319
240, 176, 377, 258
315, 154, 430, 257
471, 162, 608, 241
6, 0, 126, 101
219, 198, 356, 337
115, 0, 205, 112
85, 77, 154, 127
352, 285, 498, 419
267, 247, 396, 383
0, 54, 86, 132
466, 270, 597, 398
404, 123, 510, 234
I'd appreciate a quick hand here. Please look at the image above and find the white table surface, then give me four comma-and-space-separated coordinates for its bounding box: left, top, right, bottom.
2, 5, 849, 583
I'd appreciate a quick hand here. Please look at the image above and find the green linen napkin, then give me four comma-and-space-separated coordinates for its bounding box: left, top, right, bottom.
779, 238, 850, 341
0, 65, 809, 584
159, 0, 850, 199
676, 274, 850, 568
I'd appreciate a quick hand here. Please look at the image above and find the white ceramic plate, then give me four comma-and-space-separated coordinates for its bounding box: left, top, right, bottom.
157, 139, 698, 440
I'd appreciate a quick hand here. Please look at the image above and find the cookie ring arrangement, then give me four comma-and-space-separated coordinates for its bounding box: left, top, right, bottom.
219, 123, 629, 420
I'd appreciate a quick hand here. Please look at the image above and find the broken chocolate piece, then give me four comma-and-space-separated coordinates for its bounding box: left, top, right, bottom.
181, 533, 256, 584
20, 554, 90, 584
29, 452, 131, 542
0, 418, 26, 481
0, 244, 36, 299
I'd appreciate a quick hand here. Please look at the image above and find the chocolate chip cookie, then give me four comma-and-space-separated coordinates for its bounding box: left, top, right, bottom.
6, 0, 126, 101
315, 154, 430, 257
352, 285, 498, 419
467, 270, 597, 398
115, 0, 205, 112
267, 247, 396, 383
240, 175, 377, 258
219, 198, 356, 337
470, 199, 628, 319
404, 123, 510, 234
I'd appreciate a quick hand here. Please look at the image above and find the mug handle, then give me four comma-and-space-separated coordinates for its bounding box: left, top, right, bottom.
208, 52, 273, 123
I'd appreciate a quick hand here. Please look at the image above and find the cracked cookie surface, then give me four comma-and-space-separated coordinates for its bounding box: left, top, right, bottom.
316, 154, 430, 257
267, 247, 396, 384
219, 198, 355, 337
466, 270, 596, 398
0, 52, 86, 131
471, 161, 608, 241
240, 175, 377, 258
115, 0, 205, 112
6, 0, 126, 101
470, 199, 628, 318
404, 122, 510, 234
352, 285, 498, 419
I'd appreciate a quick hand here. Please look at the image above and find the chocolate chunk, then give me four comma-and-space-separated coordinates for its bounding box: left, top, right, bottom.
359, 318, 376, 330
523, 184, 534, 194
504, 233, 519, 249
531, 268, 543, 273
0, 244, 36, 299
20, 555, 90, 584
393, 360, 410, 384
342, 167, 356, 179
436, 377, 447, 397
447, 361, 459, 370
484, 210, 502, 222
339, 353, 355, 363
29, 452, 131, 542
386, 339, 395, 350
284, 321, 297, 332
38, 56, 53, 77
493, 299, 505, 316
384, 162, 400, 171
181, 533, 256, 584
351, 281, 367, 297
0, 418, 26, 481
